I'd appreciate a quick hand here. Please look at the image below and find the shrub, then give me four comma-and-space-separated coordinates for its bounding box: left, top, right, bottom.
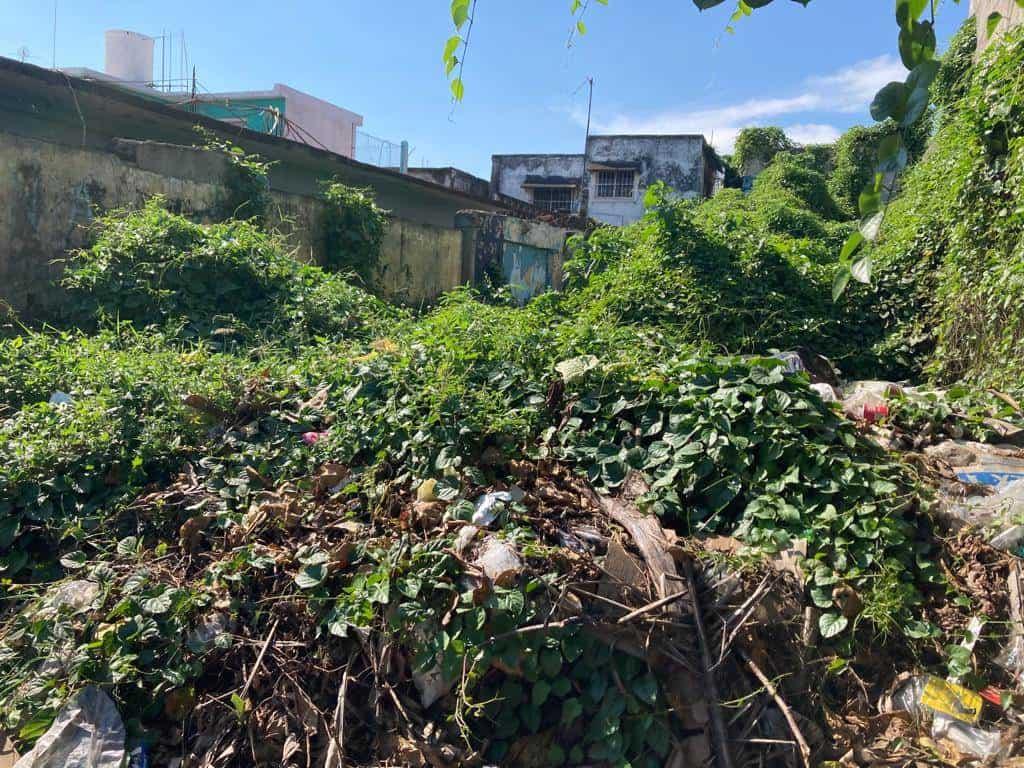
751, 153, 845, 222
799, 143, 836, 177
932, 17, 977, 115
318, 181, 389, 282
828, 118, 931, 218
733, 127, 796, 175
195, 128, 274, 224
61, 198, 400, 345
0, 328, 263, 579
926, 25, 1024, 386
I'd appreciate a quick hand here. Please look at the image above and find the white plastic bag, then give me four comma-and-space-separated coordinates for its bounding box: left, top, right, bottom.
14, 686, 125, 768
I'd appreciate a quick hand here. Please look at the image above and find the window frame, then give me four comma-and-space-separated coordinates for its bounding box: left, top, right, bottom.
594, 169, 636, 199
530, 186, 577, 213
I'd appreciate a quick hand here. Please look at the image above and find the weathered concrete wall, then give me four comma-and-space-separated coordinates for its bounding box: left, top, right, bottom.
490, 154, 585, 205
376, 219, 463, 306
971, 0, 1024, 50
586, 135, 706, 226
0, 56, 508, 232
0, 58, 576, 319
406, 167, 491, 200
455, 211, 570, 303
491, 137, 714, 227
0, 131, 472, 317
0, 133, 223, 317
503, 215, 567, 296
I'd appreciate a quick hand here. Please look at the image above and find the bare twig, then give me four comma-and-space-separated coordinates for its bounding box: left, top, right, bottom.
240, 617, 280, 700
716, 574, 774, 666
989, 388, 1024, 415
324, 653, 355, 768
737, 648, 812, 768
569, 584, 635, 613
683, 558, 736, 768
616, 589, 690, 625
486, 618, 578, 645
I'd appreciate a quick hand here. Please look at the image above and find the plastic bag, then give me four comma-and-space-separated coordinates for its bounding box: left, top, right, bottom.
889, 675, 1004, 759
471, 491, 512, 526
773, 352, 805, 375
932, 714, 1004, 759
995, 634, 1024, 680
842, 390, 889, 423
14, 686, 125, 768
810, 383, 840, 403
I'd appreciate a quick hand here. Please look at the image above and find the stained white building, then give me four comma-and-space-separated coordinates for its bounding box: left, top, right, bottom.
491, 134, 723, 226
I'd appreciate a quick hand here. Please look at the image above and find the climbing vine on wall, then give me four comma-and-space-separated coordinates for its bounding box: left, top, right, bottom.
733, 127, 797, 176
194, 127, 275, 225
318, 181, 389, 284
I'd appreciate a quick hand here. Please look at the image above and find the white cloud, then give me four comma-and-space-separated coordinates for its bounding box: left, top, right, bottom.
784, 123, 843, 146
809, 55, 906, 112
582, 54, 903, 153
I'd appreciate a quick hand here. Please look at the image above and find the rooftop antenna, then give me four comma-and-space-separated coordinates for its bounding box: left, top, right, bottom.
51, 0, 57, 68
579, 76, 594, 217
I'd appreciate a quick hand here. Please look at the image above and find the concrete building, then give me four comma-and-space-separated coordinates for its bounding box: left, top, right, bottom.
491, 135, 723, 226
62, 30, 364, 158
971, 0, 1024, 50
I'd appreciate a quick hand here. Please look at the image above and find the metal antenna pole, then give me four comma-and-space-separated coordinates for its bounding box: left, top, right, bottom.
51, 0, 57, 68
585, 76, 593, 146
580, 76, 594, 218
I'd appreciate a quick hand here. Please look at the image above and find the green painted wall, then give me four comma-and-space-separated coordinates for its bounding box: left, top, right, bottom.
192, 97, 287, 136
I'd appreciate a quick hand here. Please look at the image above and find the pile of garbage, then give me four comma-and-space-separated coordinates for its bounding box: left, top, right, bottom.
6, 198, 1024, 766
3, 341, 1024, 767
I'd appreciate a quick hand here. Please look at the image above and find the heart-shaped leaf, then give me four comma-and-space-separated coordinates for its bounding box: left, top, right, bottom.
819, 612, 849, 639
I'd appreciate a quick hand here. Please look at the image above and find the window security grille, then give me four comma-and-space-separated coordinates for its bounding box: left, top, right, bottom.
595, 170, 635, 198
532, 187, 577, 212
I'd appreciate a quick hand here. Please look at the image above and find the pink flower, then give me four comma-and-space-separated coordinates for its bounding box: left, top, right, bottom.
302, 431, 328, 446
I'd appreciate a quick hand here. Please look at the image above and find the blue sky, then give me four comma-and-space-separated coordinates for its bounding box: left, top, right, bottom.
1, 1, 967, 177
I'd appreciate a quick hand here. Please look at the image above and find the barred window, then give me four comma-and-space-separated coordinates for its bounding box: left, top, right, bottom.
532, 187, 577, 212
595, 170, 635, 198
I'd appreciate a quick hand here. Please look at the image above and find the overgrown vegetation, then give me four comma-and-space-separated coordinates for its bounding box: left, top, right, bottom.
196, 128, 275, 224
828, 117, 931, 218
732, 126, 796, 175
60, 198, 400, 345
0, 180, 940, 761
865, 22, 1024, 387
318, 181, 389, 282
3, 19, 1024, 767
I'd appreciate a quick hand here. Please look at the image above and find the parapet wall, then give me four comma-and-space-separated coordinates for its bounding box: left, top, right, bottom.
0, 131, 568, 320
0, 132, 464, 315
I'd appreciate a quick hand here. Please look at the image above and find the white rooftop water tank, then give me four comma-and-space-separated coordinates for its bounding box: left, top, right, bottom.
104, 30, 154, 85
